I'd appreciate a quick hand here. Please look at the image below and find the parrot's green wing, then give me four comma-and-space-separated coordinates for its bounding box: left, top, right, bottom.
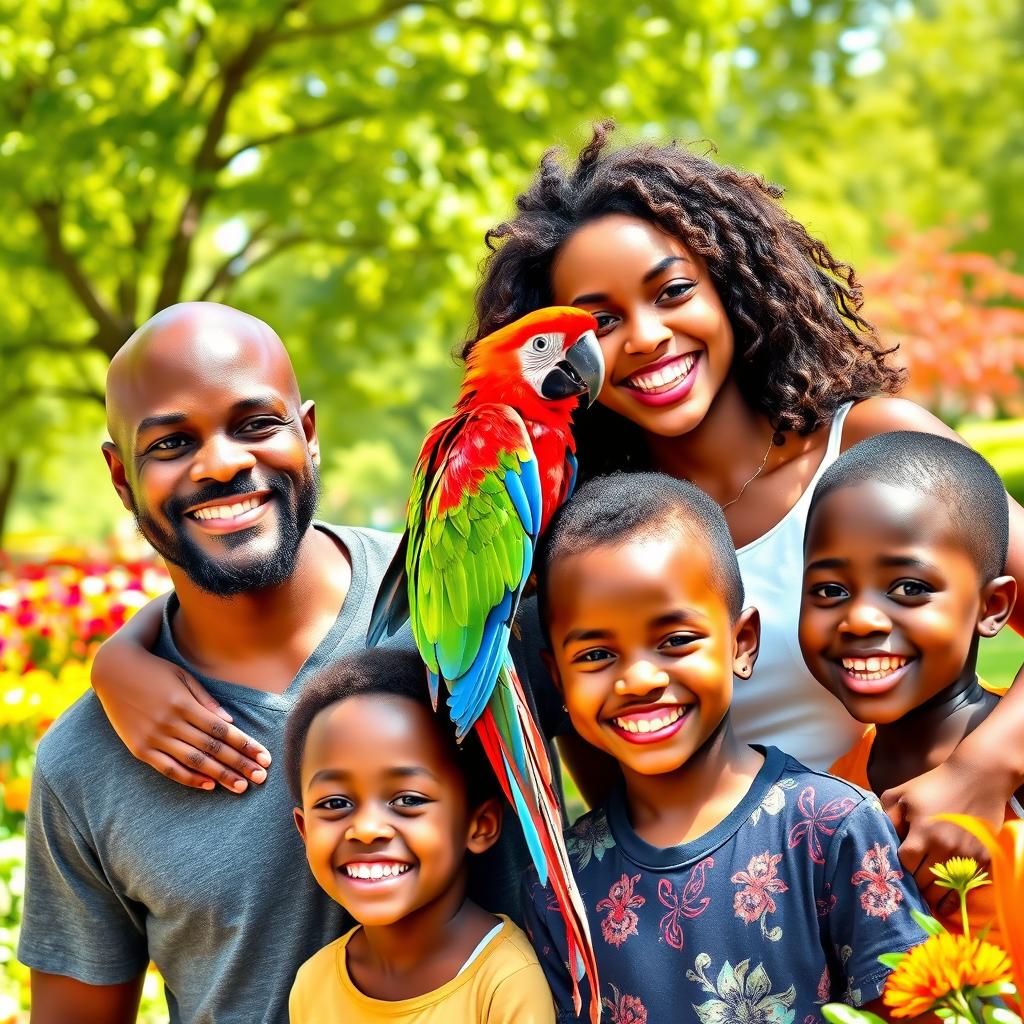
405, 404, 541, 737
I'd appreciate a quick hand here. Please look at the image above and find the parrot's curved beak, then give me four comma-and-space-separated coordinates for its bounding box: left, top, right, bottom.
541, 329, 605, 407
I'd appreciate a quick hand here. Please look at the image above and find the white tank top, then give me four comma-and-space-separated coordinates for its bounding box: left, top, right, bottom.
733, 402, 864, 769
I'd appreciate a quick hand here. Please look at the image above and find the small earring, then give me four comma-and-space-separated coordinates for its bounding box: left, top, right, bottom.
561, 704, 568, 713
738, 666, 750, 677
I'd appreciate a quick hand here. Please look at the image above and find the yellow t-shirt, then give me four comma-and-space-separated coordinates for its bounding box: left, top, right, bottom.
288, 915, 555, 1023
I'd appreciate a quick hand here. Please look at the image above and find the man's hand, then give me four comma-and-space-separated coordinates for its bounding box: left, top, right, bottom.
881, 755, 1005, 913
30, 970, 144, 1024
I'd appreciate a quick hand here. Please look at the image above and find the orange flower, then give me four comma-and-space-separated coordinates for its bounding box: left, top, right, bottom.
940, 814, 1024, 1015
2, 775, 31, 813
882, 931, 1013, 1018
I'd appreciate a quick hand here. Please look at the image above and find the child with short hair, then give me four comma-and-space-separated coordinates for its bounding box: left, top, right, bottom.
526, 471, 927, 1023
284, 646, 555, 1023
799, 431, 1022, 929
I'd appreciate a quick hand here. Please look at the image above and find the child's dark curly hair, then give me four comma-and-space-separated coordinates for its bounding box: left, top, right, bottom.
464, 121, 904, 481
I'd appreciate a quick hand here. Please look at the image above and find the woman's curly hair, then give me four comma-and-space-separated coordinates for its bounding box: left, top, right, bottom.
463, 121, 904, 480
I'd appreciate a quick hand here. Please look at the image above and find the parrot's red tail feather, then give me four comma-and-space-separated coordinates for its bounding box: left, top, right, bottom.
475, 674, 600, 1024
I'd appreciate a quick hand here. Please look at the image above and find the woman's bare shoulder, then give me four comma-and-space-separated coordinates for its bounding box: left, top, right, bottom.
840, 396, 961, 451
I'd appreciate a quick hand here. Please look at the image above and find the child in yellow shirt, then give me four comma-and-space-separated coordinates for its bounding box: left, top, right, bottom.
283, 647, 555, 1023
799, 430, 1022, 936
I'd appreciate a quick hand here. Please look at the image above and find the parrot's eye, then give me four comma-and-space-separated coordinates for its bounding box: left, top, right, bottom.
530, 335, 549, 352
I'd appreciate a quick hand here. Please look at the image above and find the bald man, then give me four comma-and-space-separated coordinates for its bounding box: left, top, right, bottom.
19, 303, 564, 1024
18, 304, 406, 1024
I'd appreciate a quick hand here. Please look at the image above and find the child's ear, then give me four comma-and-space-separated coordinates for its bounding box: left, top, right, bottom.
466, 797, 504, 855
977, 575, 1017, 638
540, 648, 563, 697
732, 607, 760, 680
293, 806, 308, 844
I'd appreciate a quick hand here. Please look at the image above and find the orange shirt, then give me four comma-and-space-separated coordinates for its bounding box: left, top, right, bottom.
829, 680, 1021, 940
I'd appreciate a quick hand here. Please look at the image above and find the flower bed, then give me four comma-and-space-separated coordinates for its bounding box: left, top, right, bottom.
0, 558, 171, 1021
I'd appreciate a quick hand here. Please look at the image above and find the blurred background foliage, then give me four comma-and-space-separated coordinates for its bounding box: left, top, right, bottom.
1, 0, 1023, 547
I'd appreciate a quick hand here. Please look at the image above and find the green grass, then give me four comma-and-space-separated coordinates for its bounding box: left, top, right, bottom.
960, 417, 1024, 506
977, 626, 1024, 689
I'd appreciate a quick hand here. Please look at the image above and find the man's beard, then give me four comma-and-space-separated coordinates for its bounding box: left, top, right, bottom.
131, 467, 320, 597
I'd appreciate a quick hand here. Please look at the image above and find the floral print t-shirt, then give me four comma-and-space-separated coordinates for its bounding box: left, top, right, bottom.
524, 746, 928, 1024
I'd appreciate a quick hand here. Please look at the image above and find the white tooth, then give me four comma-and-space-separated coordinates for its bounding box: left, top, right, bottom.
370, 864, 383, 879
230, 502, 245, 517
866, 657, 880, 672
637, 719, 651, 734
853, 659, 866, 671
625, 720, 638, 733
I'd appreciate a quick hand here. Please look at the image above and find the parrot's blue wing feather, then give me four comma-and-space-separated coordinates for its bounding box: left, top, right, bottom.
502, 464, 537, 537
565, 449, 579, 501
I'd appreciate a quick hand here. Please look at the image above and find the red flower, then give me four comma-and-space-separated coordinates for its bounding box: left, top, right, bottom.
602, 983, 648, 1024
596, 873, 645, 948
787, 786, 856, 864
731, 851, 788, 925
852, 842, 905, 920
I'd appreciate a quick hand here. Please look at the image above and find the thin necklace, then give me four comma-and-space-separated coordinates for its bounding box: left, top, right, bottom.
720, 430, 784, 512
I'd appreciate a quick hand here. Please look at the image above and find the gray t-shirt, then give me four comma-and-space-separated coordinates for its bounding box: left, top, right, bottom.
19, 524, 401, 1024
19, 523, 566, 1023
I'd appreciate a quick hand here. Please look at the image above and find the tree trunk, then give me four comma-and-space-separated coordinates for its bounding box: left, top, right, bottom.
0, 455, 21, 549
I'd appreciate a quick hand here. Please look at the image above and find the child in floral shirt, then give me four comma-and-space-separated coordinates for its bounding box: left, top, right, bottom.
525, 472, 927, 1023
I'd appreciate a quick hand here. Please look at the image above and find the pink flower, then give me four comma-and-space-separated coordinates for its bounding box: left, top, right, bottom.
596, 873, 645, 947
852, 842, 905, 920
658, 856, 713, 950
731, 851, 788, 925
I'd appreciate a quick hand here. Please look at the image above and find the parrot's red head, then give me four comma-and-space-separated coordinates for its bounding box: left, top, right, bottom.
459, 306, 604, 422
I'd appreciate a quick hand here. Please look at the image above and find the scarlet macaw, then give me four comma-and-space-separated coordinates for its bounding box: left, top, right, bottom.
368, 306, 604, 1020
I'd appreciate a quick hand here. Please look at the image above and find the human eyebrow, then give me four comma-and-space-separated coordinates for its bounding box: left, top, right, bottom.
650, 610, 705, 629
570, 291, 609, 306
135, 412, 188, 440
561, 628, 613, 649
229, 396, 290, 416
384, 766, 440, 783
307, 768, 351, 789
306, 765, 440, 791
879, 556, 940, 572
642, 255, 691, 283
804, 557, 848, 572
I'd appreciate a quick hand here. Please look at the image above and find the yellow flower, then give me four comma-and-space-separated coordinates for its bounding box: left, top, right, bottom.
882, 931, 1013, 1018
941, 814, 1024, 1016
931, 857, 990, 894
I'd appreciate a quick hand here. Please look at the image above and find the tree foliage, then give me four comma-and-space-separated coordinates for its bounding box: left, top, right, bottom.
0, 0, 1020, 541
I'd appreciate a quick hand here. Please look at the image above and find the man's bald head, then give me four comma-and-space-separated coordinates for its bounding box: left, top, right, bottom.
107, 302, 301, 454
102, 301, 321, 597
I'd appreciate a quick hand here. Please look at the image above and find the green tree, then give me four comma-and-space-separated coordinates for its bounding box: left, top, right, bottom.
3, 0, 1018, 541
